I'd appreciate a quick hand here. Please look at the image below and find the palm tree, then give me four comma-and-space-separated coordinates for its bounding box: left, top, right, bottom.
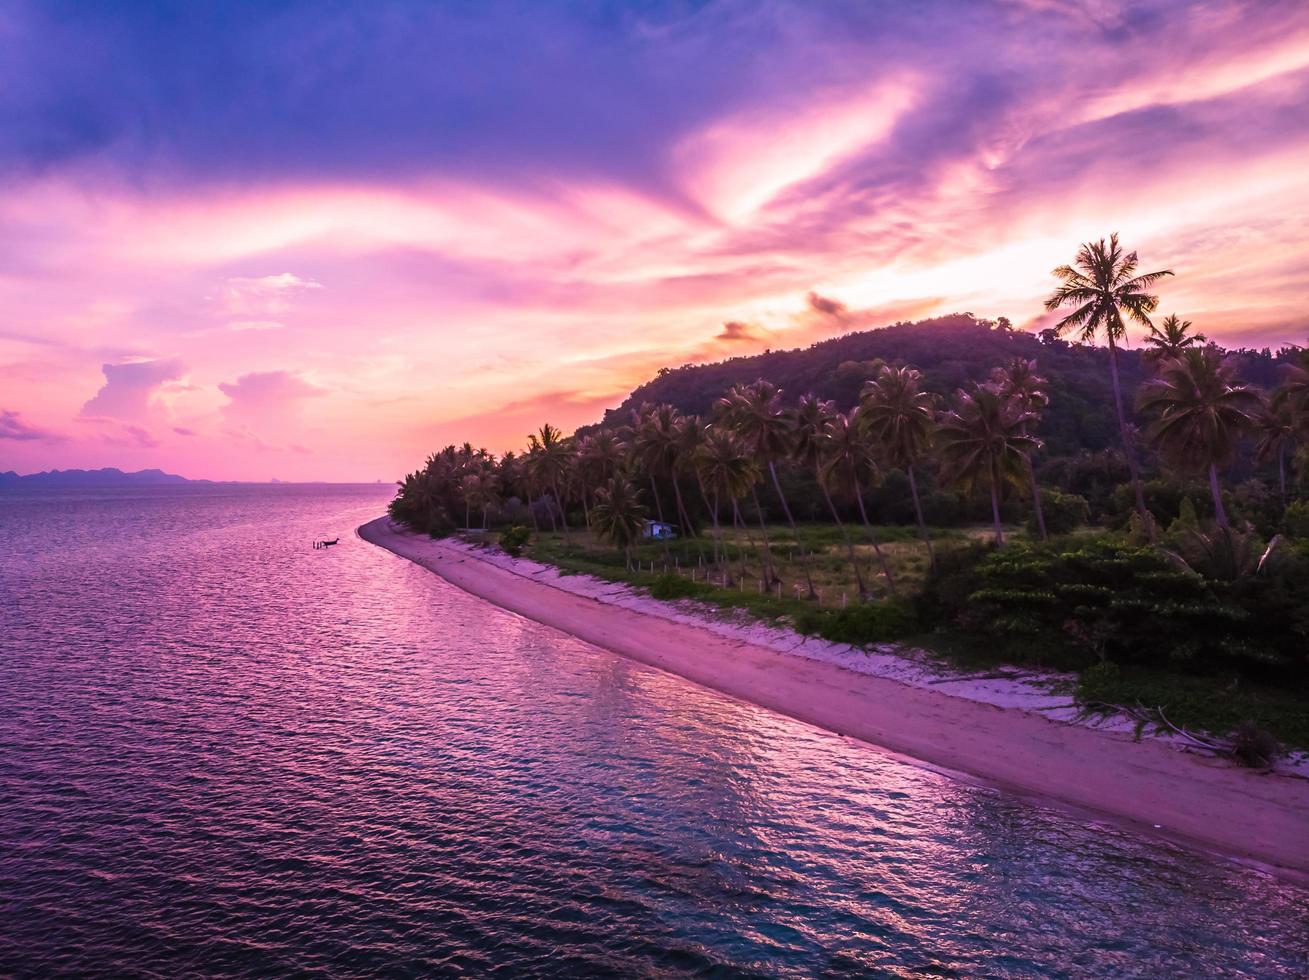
937, 384, 1043, 546
527, 423, 575, 546
819, 407, 897, 594
694, 425, 762, 584
993, 358, 1050, 539
1144, 314, 1205, 364
591, 476, 648, 568
632, 403, 696, 539
715, 380, 815, 596
793, 394, 867, 596
1254, 400, 1296, 500
1137, 348, 1261, 528
1044, 233, 1173, 538
1270, 349, 1309, 431
859, 364, 937, 568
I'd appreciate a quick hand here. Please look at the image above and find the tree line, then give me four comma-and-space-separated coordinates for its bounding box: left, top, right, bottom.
390, 234, 1309, 600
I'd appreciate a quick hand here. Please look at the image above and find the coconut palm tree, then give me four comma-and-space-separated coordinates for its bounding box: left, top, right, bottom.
1254, 400, 1297, 501
937, 384, 1043, 546
527, 423, 575, 546
591, 476, 648, 568
820, 407, 897, 594
1137, 348, 1261, 528
992, 358, 1050, 539
1270, 349, 1309, 432
694, 425, 761, 584
1144, 314, 1205, 364
793, 394, 867, 596
632, 403, 696, 539
1044, 233, 1173, 538
859, 364, 938, 568
715, 380, 815, 596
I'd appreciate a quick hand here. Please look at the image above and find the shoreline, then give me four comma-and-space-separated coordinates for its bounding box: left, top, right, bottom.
359, 516, 1309, 881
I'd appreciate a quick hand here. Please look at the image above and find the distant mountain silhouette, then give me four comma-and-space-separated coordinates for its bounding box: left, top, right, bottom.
0, 467, 208, 488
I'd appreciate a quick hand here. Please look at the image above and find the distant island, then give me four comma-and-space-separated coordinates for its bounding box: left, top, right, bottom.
0, 467, 209, 488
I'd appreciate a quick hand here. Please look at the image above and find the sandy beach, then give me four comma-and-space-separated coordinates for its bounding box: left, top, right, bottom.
359, 516, 1309, 879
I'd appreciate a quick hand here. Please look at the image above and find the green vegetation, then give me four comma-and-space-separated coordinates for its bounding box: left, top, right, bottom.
389, 233, 1309, 752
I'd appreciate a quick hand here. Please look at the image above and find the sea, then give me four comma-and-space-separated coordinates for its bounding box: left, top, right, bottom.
1, 484, 1306, 976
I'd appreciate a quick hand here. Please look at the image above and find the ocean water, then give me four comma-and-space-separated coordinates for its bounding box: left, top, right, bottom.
1, 484, 1306, 977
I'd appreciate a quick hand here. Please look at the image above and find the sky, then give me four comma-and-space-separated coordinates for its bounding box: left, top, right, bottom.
2, 0, 1307, 482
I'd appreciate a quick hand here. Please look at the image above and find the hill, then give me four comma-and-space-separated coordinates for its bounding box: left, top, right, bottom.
0, 467, 205, 488
591, 314, 1291, 458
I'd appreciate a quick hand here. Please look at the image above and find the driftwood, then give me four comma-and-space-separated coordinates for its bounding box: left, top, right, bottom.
1082, 699, 1278, 768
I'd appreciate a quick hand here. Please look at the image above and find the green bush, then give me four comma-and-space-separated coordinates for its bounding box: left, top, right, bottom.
927, 535, 1306, 683
795, 598, 918, 647
1028, 489, 1090, 536
1284, 500, 1309, 540
498, 524, 532, 556
648, 573, 712, 601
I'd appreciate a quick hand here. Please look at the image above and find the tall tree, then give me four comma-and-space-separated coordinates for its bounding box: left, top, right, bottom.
577, 430, 627, 529
1136, 348, 1260, 529
632, 403, 697, 539
591, 476, 648, 568
1044, 233, 1173, 539
527, 423, 575, 546
694, 425, 761, 584
819, 407, 897, 594
936, 384, 1043, 546
859, 364, 938, 568
715, 380, 815, 596
1254, 400, 1296, 501
1144, 313, 1205, 364
793, 394, 867, 596
993, 358, 1050, 539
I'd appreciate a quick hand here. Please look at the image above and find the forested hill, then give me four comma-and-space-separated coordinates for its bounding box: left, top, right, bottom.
591, 314, 1291, 459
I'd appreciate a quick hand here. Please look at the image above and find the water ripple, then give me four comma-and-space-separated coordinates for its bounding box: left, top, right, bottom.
1, 485, 1306, 977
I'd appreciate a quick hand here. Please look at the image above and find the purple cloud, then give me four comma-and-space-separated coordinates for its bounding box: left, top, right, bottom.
1, 409, 62, 442
81, 358, 185, 420
218, 370, 324, 421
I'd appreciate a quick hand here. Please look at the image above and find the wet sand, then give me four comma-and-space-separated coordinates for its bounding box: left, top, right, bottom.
360, 516, 1309, 880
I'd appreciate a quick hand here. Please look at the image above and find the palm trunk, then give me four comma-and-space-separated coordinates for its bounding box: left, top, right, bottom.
1209, 462, 1229, 529
649, 476, 671, 558
1026, 454, 1047, 540
818, 476, 866, 596
1278, 446, 1287, 501
749, 486, 778, 585
731, 499, 753, 583
581, 491, 592, 532
851, 479, 896, 595
526, 492, 541, 533
1109, 337, 1154, 541
465, 501, 471, 530
767, 461, 815, 598
704, 484, 725, 580
671, 475, 706, 562
990, 463, 1005, 546
552, 479, 572, 546
906, 464, 936, 571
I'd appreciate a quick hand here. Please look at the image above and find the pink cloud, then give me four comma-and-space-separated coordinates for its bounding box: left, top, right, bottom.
80, 358, 185, 421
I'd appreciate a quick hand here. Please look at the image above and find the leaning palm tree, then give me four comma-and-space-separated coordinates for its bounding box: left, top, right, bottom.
694, 425, 762, 584
793, 394, 867, 596
1044, 233, 1173, 538
591, 475, 648, 568
819, 407, 897, 594
859, 364, 938, 568
936, 384, 1043, 546
1143, 314, 1205, 365
1136, 348, 1261, 529
715, 380, 815, 596
527, 423, 575, 546
993, 358, 1050, 539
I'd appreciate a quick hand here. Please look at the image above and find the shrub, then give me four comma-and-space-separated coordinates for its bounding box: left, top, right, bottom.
928, 535, 1304, 682
1229, 722, 1282, 768
1284, 500, 1309, 540
648, 573, 712, 601
795, 598, 918, 647
498, 524, 532, 557
1028, 489, 1090, 536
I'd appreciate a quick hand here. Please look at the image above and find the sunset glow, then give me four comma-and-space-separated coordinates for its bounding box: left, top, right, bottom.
3, 1, 1307, 480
